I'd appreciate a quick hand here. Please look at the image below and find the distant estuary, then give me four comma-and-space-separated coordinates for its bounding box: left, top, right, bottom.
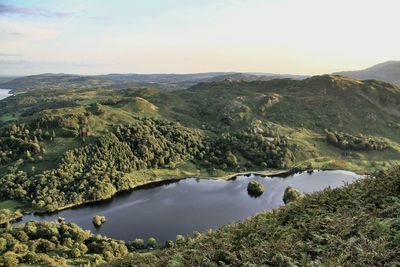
17, 170, 360, 243
0, 89, 11, 100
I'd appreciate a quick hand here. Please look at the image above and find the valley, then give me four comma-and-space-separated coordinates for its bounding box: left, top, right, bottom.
1, 0, 399, 265
0, 73, 399, 266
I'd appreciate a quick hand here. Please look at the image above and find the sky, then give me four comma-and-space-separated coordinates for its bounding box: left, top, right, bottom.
0, 0, 399, 76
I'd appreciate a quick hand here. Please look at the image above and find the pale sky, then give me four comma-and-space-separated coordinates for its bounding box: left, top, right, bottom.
0, 0, 399, 75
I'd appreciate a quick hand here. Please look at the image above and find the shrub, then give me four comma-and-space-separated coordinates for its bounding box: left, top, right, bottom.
282, 186, 303, 204
127, 239, 145, 250
147, 237, 157, 249
165, 240, 175, 248
175, 235, 186, 247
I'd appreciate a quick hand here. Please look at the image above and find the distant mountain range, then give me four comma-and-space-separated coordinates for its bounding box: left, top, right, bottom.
1, 60, 399, 92
0, 72, 308, 93
335, 61, 400, 85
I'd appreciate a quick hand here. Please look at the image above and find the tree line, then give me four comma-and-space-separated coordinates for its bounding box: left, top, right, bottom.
325, 130, 390, 151
0, 117, 296, 211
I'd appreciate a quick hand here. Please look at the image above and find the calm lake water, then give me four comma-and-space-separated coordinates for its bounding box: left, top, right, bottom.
0, 89, 11, 100
18, 170, 360, 243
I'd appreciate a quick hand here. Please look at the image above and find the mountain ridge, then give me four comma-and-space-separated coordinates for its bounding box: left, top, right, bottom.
0, 72, 308, 92
335, 61, 400, 85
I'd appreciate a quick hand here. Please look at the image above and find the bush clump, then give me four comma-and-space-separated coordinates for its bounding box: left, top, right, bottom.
147, 237, 157, 249
282, 186, 303, 204
247, 181, 265, 197
92, 215, 106, 227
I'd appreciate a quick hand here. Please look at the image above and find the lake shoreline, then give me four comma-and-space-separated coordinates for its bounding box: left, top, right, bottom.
21, 167, 362, 215
23, 168, 290, 215
15, 169, 361, 242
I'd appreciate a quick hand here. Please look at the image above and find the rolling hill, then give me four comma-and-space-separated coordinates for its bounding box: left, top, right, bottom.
0, 72, 307, 93
0, 74, 400, 265
335, 61, 400, 85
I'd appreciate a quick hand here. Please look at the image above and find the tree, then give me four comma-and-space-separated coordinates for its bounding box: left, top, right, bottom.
147, 237, 157, 249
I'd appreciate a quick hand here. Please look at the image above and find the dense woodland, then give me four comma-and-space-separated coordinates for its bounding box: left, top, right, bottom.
0, 210, 22, 225
0, 118, 205, 210
0, 123, 51, 165
0, 116, 296, 211
203, 129, 294, 171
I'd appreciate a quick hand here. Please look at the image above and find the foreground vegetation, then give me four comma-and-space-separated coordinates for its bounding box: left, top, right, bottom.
112, 166, 400, 266
0, 221, 128, 266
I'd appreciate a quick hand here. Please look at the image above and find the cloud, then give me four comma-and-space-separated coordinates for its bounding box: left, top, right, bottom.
0, 4, 76, 17
0, 52, 22, 58
0, 20, 60, 38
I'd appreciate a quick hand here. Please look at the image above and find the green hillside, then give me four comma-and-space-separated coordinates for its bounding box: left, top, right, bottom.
0, 74, 399, 266
0, 75, 399, 211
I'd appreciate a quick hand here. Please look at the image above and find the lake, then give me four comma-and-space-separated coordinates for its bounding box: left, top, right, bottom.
17, 170, 360, 243
0, 89, 11, 100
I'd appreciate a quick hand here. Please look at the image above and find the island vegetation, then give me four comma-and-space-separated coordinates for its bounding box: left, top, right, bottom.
247, 181, 265, 197
92, 216, 106, 227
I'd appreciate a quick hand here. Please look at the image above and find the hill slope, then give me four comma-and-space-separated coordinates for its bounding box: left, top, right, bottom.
0, 75, 399, 212
335, 61, 400, 85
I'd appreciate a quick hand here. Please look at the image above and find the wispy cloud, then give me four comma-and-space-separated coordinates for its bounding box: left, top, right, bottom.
0, 52, 22, 58
0, 4, 76, 17
0, 20, 60, 38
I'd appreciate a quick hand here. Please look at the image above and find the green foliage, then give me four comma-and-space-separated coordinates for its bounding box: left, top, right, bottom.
0, 75, 400, 212
165, 240, 175, 248
127, 238, 145, 250
147, 237, 157, 249
202, 127, 295, 171
0, 221, 128, 265
115, 117, 206, 169
0, 123, 48, 164
92, 215, 106, 227
325, 129, 390, 151
282, 186, 303, 204
246, 181, 264, 197
0, 209, 22, 224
